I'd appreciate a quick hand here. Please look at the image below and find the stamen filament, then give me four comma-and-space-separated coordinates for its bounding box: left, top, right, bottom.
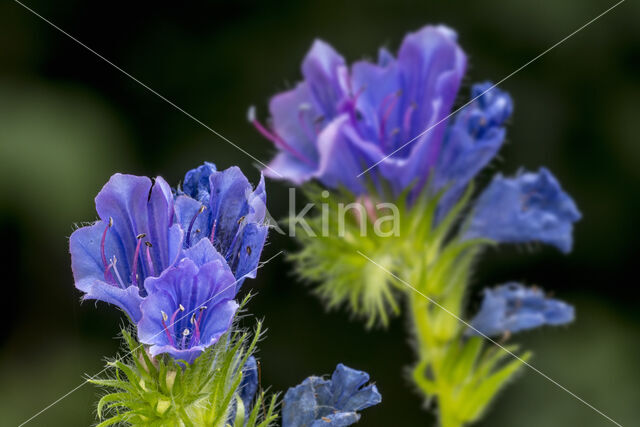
161, 311, 175, 346
186, 205, 206, 247
144, 242, 155, 276
248, 106, 315, 166
189, 306, 206, 347
403, 102, 417, 140
379, 91, 401, 145
181, 328, 190, 349
209, 219, 217, 242
131, 233, 146, 286
110, 256, 126, 289
101, 217, 114, 282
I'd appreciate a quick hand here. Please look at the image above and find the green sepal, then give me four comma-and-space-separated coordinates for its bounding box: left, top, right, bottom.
89, 318, 278, 427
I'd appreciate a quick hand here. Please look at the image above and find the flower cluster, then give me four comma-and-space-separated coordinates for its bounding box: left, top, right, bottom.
70, 163, 382, 426
70, 163, 268, 362
253, 23, 582, 426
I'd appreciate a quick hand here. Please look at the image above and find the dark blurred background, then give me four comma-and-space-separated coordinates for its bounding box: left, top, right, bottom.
1, 1, 638, 425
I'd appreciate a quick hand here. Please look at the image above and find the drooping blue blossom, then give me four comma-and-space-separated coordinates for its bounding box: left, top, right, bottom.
468, 282, 574, 337
175, 164, 269, 291
282, 364, 382, 427
252, 25, 466, 197
137, 251, 238, 363
69, 174, 183, 322
435, 82, 513, 216
465, 168, 582, 253
239, 356, 259, 412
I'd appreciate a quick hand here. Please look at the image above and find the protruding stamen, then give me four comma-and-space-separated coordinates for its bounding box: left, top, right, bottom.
168, 304, 185, 338
181, 328, 190, 348
131, 233, 146, 287
379, 90, 401, 144
160, 310, 175, 346
402, 102, 417, 139
101, 217, 114, 282
248, 106, 315, 166
189, 306, 207, 347
110, 256, 126, 289
225, 220, 246, 259
186, 205, 206, 247
144, 241, 155, 276
209, 219, 217, 242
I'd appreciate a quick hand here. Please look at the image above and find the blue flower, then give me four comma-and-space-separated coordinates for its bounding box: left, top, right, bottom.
282, 364, 382, 427
252, 25, 466, 197
465, 168, 581, 253
175, 164, 269, 291
69, 174, 183, 322
137, 252, 238, 364
435, 82, 513, 216
469, 282, 574, 337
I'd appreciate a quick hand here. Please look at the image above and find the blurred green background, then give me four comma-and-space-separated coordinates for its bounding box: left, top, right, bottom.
1, 0, 638, 425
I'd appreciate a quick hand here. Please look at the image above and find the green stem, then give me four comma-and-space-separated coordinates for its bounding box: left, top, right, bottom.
439, 398, 464, 427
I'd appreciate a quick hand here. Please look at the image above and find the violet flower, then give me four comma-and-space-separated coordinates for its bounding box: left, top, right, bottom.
282, 364, 381, 427
137, 253, 238, 363
252, 25, 466, 197
175, 163, 268, 291
465, 168, 582, 253
469, 282, 575, 337
435, 82, 513, 216
69, 174, 183, 322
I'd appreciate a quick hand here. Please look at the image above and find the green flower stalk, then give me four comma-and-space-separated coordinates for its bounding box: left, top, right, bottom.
91, 317, 278, 427
287, 179, 575, 426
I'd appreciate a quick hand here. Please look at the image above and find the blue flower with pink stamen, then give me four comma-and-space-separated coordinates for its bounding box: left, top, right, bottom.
69, 174, 183, 322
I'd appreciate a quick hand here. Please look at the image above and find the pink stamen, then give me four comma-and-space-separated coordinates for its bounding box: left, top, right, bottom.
189, 307, 206, 347
186, 205, 205, 247
130, 233, 146, 287
209, 219, 217, 242
169, 305, 184, 332
181, 329, 190, 349
160, 311, 175, 346
145, 242, 155, 276
248, 107, 315, 167
403, 102, 417, 139
101, 217, 114, 282
379, 91, 401, 144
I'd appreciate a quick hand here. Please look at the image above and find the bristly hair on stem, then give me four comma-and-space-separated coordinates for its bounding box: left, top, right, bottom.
89, 296, 279, 427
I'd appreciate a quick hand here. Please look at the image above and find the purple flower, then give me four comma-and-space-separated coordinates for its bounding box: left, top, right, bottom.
175, 164, 268, 291
137, 254, 238, 363
469, 282, 574, 337
69, 174, 183, 322
252, 25, 466, 197
435, 82, 513, 216
465, 168, 582, 253
282, 364, 382, 427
